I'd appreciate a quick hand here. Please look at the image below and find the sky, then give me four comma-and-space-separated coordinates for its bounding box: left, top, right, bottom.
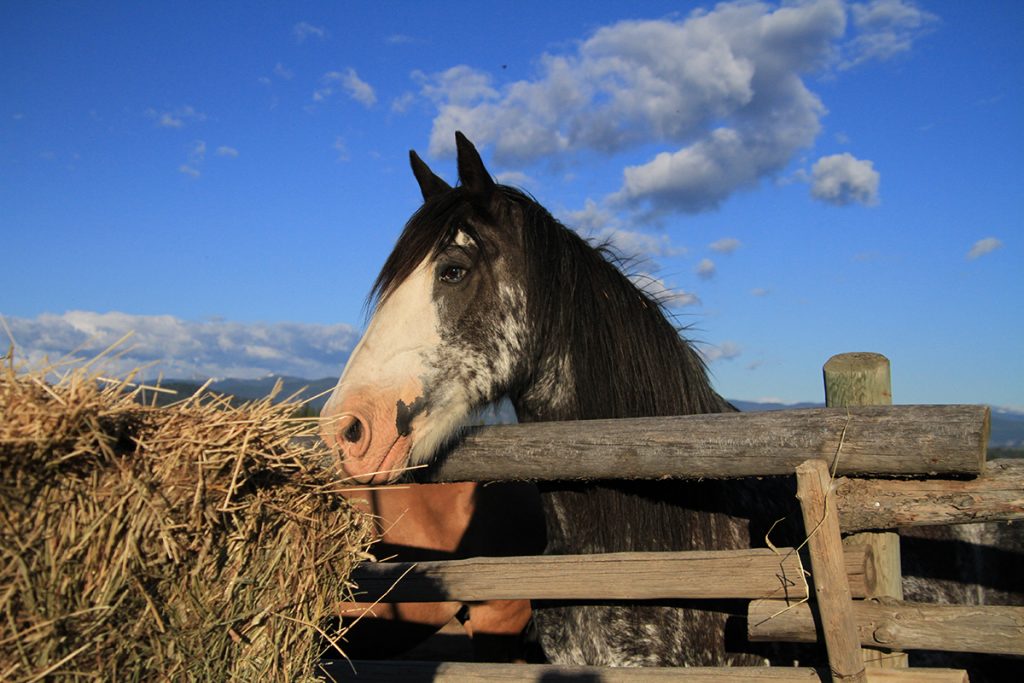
2, 1, 1021, 409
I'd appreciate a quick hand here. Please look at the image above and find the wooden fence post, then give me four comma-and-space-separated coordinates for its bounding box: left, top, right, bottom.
824, 352, 908, 669
796, 459, 866, 682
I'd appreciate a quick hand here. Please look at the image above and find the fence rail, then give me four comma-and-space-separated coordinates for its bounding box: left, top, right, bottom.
412, 404, 989, 483
834, 459, 1023, 530
321, 660, 973, 682
748, 598, 1024, 656
349, 546, 871, 602
336, 353, 1022, 682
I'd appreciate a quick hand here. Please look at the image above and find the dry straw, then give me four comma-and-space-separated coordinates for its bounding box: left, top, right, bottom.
0, 348, 374, 681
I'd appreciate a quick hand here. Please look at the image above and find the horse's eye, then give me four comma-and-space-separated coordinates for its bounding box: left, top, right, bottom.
439, 265, 467, 284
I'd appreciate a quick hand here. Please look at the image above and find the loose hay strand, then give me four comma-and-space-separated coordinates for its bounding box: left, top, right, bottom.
0, 352, 374, 681
756, 410, 853, 627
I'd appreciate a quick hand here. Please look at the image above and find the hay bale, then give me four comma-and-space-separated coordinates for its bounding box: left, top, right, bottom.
0, 353, 374, 681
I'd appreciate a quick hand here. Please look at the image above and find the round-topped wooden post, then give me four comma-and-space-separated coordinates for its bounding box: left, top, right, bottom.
824, 352, 892, 408
823, 352, 908, 669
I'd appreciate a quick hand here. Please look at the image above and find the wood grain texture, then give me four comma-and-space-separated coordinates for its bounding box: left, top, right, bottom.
322, 661, 824, 681
319, 661, 969, 682
835, 459, 1024, 530
824, 352, 908, 668
796, 459, 866, 682
749, 598, 1024, 655
349, 546, 873, 602
410, 405, 988, 483
824, 352, 893, 409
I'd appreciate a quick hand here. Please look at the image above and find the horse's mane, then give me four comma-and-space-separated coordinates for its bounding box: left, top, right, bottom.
497, 186, 729, 421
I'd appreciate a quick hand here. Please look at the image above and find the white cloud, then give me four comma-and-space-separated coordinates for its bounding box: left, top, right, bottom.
415, 0, 934, 218
598, 228, 686, 262
966, 237, 1003, 261
700, 341, 742, 363
420, 1, 847, 215
216, 146, 239, 158
809, 152, 880, 206
148, 105, 207, 129
293, 21, 327, 43
629, 275, 700, 308
560, 200, 687, 263
417, 65, 499, 108
386, 34, 416, 45
4, 311, 359, 380
494, 170, 534, 188
751, 287, 770, 297
696, 258, 716, 280
391, 91, 416, 114
188, 140, 207, 163
177, 140, 207, 176
559, 199, 620, 234
273, 62, 294, 80
159, 113, 183, 128
709, 237, 742, 254
333, 136, 350, 162
340, 68, 376, 107
315, 68, 377, 107
842, 0, 938, 69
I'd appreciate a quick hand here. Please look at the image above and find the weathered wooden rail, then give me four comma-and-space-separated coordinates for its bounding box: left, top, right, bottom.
748, 598, 1024, 656
333, 353, 1023, 682
411, 404, 990, 482
350, 546, 872, 602
319, 660, 974, 682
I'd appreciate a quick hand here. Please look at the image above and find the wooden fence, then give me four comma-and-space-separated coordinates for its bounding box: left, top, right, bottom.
326, 353, 1024, 682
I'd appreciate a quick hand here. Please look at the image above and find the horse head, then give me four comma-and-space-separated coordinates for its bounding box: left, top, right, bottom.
321, 133, 530, 483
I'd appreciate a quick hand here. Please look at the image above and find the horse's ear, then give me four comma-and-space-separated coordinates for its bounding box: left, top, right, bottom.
410, 150, 452, 201
455, 131, 495, 194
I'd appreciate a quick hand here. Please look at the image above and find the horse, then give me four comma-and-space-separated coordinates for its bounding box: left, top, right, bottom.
335, 480, 543, 662
321, 131, 801, 666
321, 132, 1021, 674
326, 165, 545, 662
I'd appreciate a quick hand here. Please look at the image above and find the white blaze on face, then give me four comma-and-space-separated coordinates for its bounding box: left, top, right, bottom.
321, 257, 441, 483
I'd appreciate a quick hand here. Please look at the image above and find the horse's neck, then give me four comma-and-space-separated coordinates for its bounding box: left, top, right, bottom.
514, 348, 578, 422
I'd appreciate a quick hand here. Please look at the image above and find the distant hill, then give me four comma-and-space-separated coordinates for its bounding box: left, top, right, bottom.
146, 376, 337, 410
153, 376, 1024, 452
731, 399, 1024, 453
729, 399, 822, 412
209, 376, 337, 406
990, 407, 1024, 450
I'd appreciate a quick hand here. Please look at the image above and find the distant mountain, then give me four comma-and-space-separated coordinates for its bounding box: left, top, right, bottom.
729, 399, 822, 412
210, 376, 337, 407
990, 407, 1024, 449
732, 399, 1024, 451
150, 376, 337, 410
153, 377, 1024, 451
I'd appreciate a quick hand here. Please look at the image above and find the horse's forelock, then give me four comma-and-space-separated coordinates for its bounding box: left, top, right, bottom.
367, 189, 491, 314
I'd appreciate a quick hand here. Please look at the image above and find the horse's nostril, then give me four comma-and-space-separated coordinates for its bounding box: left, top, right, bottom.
343, 418, 363, 444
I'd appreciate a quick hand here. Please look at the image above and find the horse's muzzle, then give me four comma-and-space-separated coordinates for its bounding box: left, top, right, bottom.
328, 413, 369, 460
320, 383, 421, 484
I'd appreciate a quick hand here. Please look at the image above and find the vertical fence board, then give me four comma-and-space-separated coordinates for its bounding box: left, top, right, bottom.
797, 459, 866, 682
825, 352, 909, 669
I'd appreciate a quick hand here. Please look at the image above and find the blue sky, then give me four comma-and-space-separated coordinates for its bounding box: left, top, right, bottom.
2, 1, 1021, 408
